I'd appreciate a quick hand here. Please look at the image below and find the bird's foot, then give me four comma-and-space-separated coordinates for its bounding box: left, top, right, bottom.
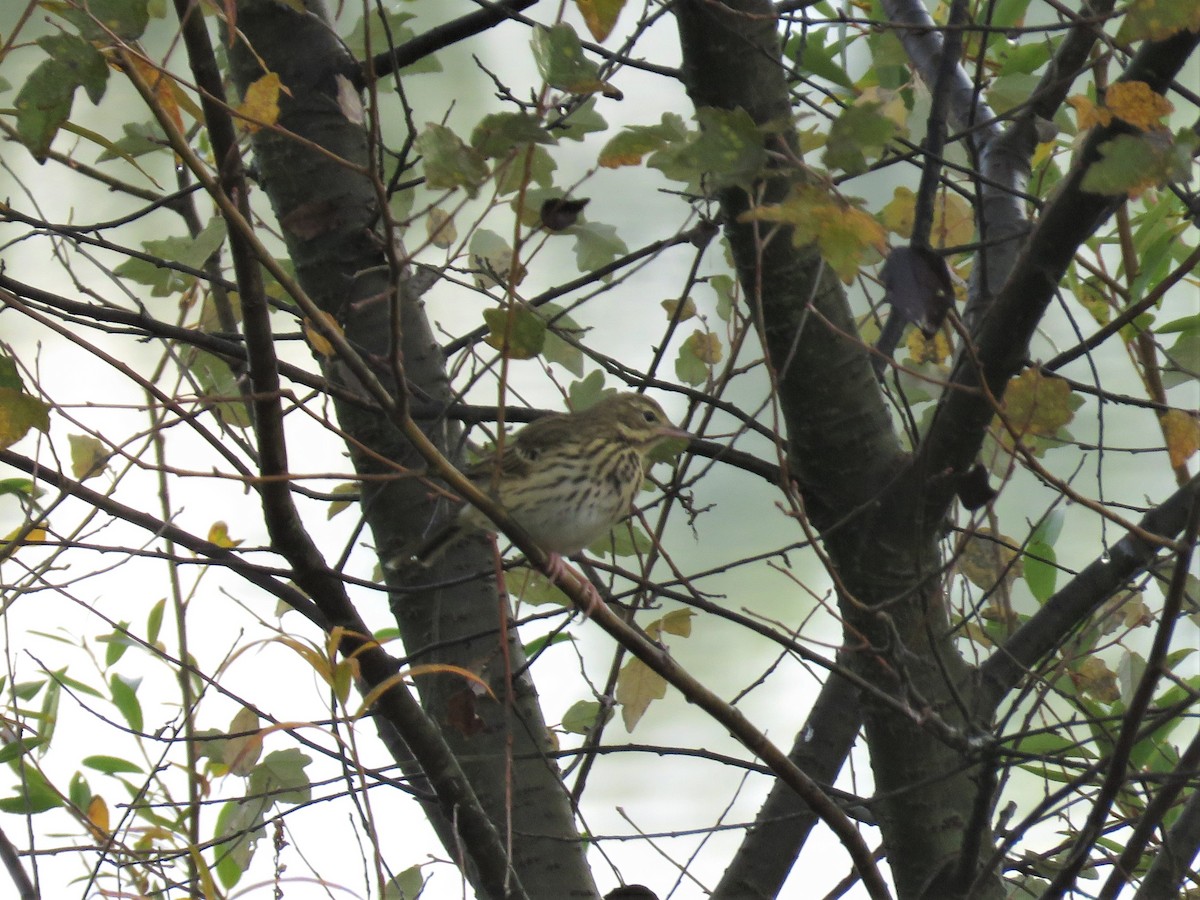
546, 553, 603, 617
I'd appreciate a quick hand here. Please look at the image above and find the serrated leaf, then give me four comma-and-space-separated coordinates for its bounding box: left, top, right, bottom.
235, 72, 283, 131
1116, 0, 1200, 42
787, 29, 854, 89
1081, 129, 1199, 198
342, 9, 442, 77
58, 0, 150, 41
591, 521, 652, 558
558, 97, 608, 141
247, 749, 312, 805
483, 307, 547, 359
568, 370, 608, 409
1104, 81, 1173, 131
531, 23, 611, 94
649, 107, 768, 192
599, 115, 686, 167
823, 101, 898, 176
471, 111, 555, 157
415, 123, 489, 199
569, 220, 628, 273
740, 184, 887, 283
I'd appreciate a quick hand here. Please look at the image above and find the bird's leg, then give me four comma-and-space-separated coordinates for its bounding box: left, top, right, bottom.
545, 553, 603, 617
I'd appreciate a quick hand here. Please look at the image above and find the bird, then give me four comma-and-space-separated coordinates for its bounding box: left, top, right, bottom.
414, 392, 690, 601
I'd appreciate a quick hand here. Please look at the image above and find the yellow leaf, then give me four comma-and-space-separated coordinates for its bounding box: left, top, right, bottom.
0, 387, 51, 450
236, 72, 284, 132
1000, 369, 1075, 438
1, 521, 49, 561
207, 521, 242, 548
905, 328, 951, 366
1104, 81, 1173, 132
87, 795, 110, 838
957, 528, 1022, 590
575, 0, 625, 42
223, 707, 262, 776
661, 297, 697, 322
616, 656, 666, 731
657, 608, 695, 637
932, 193, 975, 248
1072, 656, 1119, 704
426, 208, 457, 248
126, 56, 183, 136
303, 310, 343, 357
1067, 94, 1112, 130
880, 186, 915, 238
1162, 409, 1200, 468
69, 434, 109, 481
686, 329, 723, 365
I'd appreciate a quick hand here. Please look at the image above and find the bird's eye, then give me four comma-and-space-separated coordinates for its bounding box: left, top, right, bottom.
642, 410, 657, 424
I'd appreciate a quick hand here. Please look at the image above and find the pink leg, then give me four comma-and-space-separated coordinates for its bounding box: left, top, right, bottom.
545, 553, 602, 616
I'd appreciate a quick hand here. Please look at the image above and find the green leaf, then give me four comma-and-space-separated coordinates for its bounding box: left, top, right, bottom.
415, 123, 489, 198
383, 866, 426, 900
57, 0, 150, 41
591, 521, 652, 558
675, 336, 709, 386
649, 107, 769, 192
568, 370, 608, 409
471, 112, 556, 157
823, 102, 898, 176
342, 9, 441, 76
557, 97, 608, 141
0, 478, 37, 499
0, 736, 47, 765
1117, 0, 1200, 42
788, 30, 854, 90
83, 755, 145, 775
96, 120, 169, 161
214, 796, 266, 889
67, 772, 91, 811
1161, 327, 1200, 390
523, 632, 576, 656
187, 351, 252, 428
36, 33, 108, 105
247, 749, 312, 805
1024, 540, 1057, 603
146, 598, 165, 645
496, 144, 557, 195
539, 303, 586, 376
109, 674, 144, 733
0, 765, 63, 814
483, 307, 547, 360
507, 567, 570, 607
710, 273, 735, 322
531, 23, 608, 94
570, 220, 628, 273
562, 700, 611, 734
599, 114, 688, 168
1081, 130, 1199, 198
